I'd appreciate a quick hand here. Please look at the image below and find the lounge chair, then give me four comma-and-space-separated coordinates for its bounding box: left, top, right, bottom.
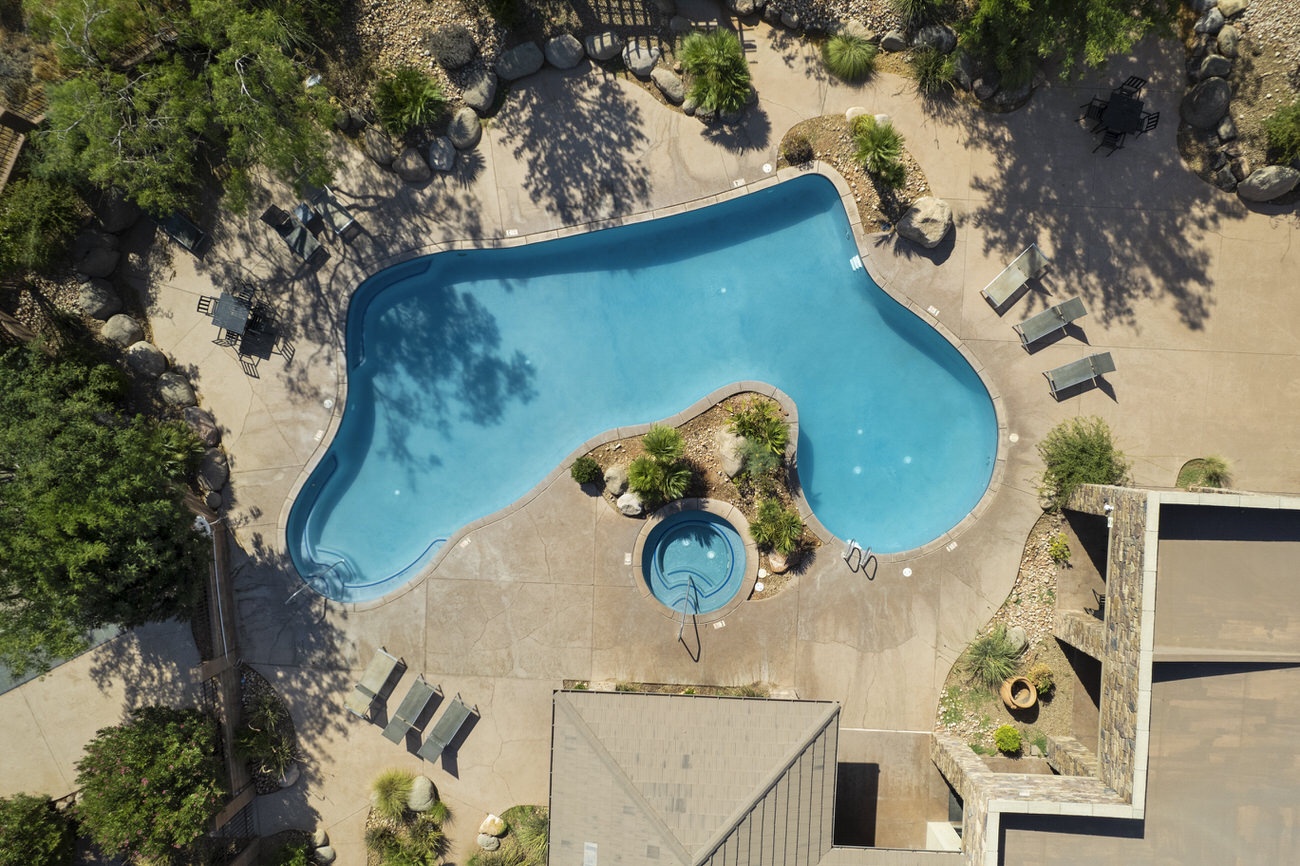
980, 243, 1051, 310
1013, 296, 1087, 347
417, 693, 477, 762
306, 185, 359, 239
1043, 352, 1115, 398
160, 212, 208, 257
344, 647, 405, 719
382, 676, 441, 743
260, 204, 324, 262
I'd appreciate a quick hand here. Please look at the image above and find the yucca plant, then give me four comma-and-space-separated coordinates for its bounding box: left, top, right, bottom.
852, 115, 905, 189
822, 33, 877, 82
962, 624, 1020, 688
679, 29, 751, 113
749, 499, 803, 554
373, 67, 447, 135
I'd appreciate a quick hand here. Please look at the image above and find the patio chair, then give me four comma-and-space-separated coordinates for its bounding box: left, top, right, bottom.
1118, 75, 1147, 96
1043, 352, 1115, 398
344, 647, 406, 719
260, 205, 324, 263
1137, 111, 1160, 136
196, 295, 216, 315
1093, 129, 1125, 156
1013, 296, 1087, 347
1078, 96, 1108, 131
980, 243, 1052, 310
382, 676, 442, 743
417, 693, 477, 762
306, 185, 359, 239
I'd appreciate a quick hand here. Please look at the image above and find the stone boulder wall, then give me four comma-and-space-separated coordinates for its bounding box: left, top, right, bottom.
1180, 77, 1231, 130
77, 278, 122, 319
462, 70, 498, 114
125, 341, 167, 378
545, 34, 585, 69
102, 313, 143, 346
449, 107, 483, 150
1237, 165, 1300, 202
896, 197, 954, 249
393, 147, 432, 183
496, 42, 544, 82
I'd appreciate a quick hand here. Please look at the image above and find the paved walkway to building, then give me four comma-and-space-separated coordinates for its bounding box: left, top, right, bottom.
4, 19, 1299, 865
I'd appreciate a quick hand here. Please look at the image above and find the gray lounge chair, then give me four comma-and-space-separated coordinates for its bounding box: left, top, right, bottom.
382, 676, 441, 743
1044, 352, 1115, 397
981, 243, 1051, 310
344, 647, 405, 719
1014, 296, 1087, 347
306, 185, 359, 239
260, 205, 324, 262
417, 693, 477, 762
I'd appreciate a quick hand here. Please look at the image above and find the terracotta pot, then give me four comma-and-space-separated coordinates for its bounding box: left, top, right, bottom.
1000, 676, 1037, 710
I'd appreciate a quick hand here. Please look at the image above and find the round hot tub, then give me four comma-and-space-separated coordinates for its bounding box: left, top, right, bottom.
642, 509, 746, 615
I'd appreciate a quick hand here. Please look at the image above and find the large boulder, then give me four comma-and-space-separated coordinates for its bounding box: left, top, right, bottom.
952, 49, 982, 91
1216, 24, 1240, 57
477, 834, 501, 852
363, 126, 397, 166
990, 79, 1032, 110
496, 42, 544, 81
124, 341, 167, 378
604, 464, 628, 495
77, 278, 121, 319
198, 448, 229, 491
729, 0, 756, 14
1217, 0, 1248, 16
895, 196, 953, 249
622, 40, 660, 78
585, 31, 623, 61
1237, 165, 1300, 202
880, 30, 908, 52
72, 230, 120, 279
102, 313, 143, 346
431, 23, 476, 69
407, 776, 435, 812
616, 492, 643, 516
1217, 113, 1237, 142
651, 68, 685, 104
1180, 77, 1232, 129
184, 406, 222, 447
545, 34, 585, 69
462, 70, 498, 113
913, 24, 957, 54
1198, 54, 1232, 80
311, 829, 329, 849
157, 372, 197, 407
715, 429, 747, 478
95, 193, 140, 233
427, 137, 456, 172
1194, 7, 1225, 35
393, 147, 432, 183
314, 847, 336, 865
449, 108, 482, 150
479, 814, 507, 836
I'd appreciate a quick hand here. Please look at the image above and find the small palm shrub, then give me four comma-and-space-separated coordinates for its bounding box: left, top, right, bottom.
679, 29, 751, 114
963, 623, 1020, 688
570, 456, 601, 485
728, 398, 788, 455
628, 455, 691, 503
373, 67, 447, 135
822, 33, 877, 82
782, 132, 814, 164
1037, 417, 1130, 510
994, 724, 1021, 755
371, 769, 415, 823
891, 0, 941, 28
1200, 455, 1231, 488
1027, 662, 1054, 698
739, 438, 781, 478
911, 45, 955, 96
750, 499, 804, 554
1265, 99, 1300, 163
642, 424, 685, 463
852, 115, 906, 189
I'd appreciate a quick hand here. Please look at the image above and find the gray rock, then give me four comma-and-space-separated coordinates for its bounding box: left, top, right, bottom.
729, 0, 756, 14
1189, 0, 1218, 10
652, 0, 675, 13
95, 193, 140, 233
204, 490, 222, 510
669, 15, 693, 32
842, 21, 876, 42
1006, 625, 1028, 653
479, 814, 507, 836
780, 10, 801, 29
430, 23, 476, 69
1217, 113, 1237, 141
604, 464, 628, 495
311, 829, 329, 848
1217, 0, 1248, 16
334, 106, 364, 133
77, 278, 121, 319
72, 227, 119, 258
991, 79, 1032, 110
622, 40, 660, 78
1237, 165, 1300, 202
1231, 155, 1252, 182
545, 34, 585, 69
953, 49, 981, 91
913, 24, 957, 54
363, 126, 396, 166
496, 42, 544, 81
1216, 24, 1239, 57
973, 69, 1001, 101
1198, 54, 1232, 79
407, 775, 435, 812
1180, 77, 1232, 129
895, 196, 953, 249
585, 31, 623, 61
76, 247, 120, 279
1194, 7, 1224, 34
124, 341, 167, 378
427, 137, 456, 172
616, 491, 643, 516
682, 95, 697, 116
449, 107, 482, 150
477, 834, 501, 852
198, 448, 229, 491
845, 106, 869, 122
715, 429, 746, 478
462, 70, 498, 113
1212, 165, 1238, 191
184, 406, 222, 447
880, 30, 908, 52
651, 67, 685, 104
102, 313, 142, 346
393, 147, 432, 183
314, 847, 336, 865
157, 371, 196, 407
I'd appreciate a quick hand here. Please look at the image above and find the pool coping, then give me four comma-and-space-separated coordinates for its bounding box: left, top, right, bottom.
277, 162, 1008, 611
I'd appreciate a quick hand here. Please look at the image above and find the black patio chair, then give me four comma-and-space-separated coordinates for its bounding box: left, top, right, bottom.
196, 295, 216, 315
245, 302, 276, 334
1137, 110, 1160, 136
212, 328, 238, 348
1093, 129, 1126, 156
1118, 75, 1146, 96
1078, 96, 1108, 131
233, 279, 257, 304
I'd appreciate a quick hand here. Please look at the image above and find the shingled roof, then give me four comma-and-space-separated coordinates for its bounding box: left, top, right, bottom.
548, 690, 840, 866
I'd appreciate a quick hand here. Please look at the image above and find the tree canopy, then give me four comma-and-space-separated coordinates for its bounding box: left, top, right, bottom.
0, 346, 207, 676
0, 793, 74, 866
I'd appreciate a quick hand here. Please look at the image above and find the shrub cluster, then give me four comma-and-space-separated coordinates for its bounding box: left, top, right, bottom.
1027, 662, 1055, 698
994, 724, 1022, 755
679, 29, 751, 114
782, 132, 814, 165
1036, 417, 1129, 510
728, 398, 788, 456
1265, 100, 1300, 163
749, 499, 804, 555
852, 115, 906, 189
628, 425, 691, 505
821, 33, 877, 83
365, 770, 451, 866
570, 456, 602, 485
1047, 532, 1070, 564
373, 67, 447, 136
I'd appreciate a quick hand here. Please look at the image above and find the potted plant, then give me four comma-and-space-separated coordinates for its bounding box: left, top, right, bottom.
999, 675, 1037, 710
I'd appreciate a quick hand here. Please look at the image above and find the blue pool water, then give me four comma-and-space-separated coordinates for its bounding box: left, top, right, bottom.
288, 174, 998, 602
643, 511, 745, 615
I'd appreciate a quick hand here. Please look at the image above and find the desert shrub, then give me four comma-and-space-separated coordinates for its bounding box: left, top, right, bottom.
911, 45, 955, 95
373, 67, 447, 135
739, 438, 781, 478
994, 724, 1021, 755
235, 691, 296, 779
371, 769, 416, 823
503, 804, 549, 865
0, 177, 85, 275
1199, 455, 1231, 488
782, 132, 814, 164
430, 24, 476, 68
628, 455, 691, 503
0, 793, 73, 866
1047, 532, 1070, 564
271, 840, 312, 866
1264, 99, 1300, 163
366, 774, 450, 866
962, 624, 1020, 688
749, 499, 804, 554
728, 398, 788, 455
679, 29, 751, 113
822, 33, 877, 82
734, 682, 770, 697
852, 115, 906, 189
1037, 417, 1130, 510
1027, 663, 1055, 698
642, 424, 685, 463
891, 0, 942, 28
570, 456, 602, 485
470, 849, 527, 866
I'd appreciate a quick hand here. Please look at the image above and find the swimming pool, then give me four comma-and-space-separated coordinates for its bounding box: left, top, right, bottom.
642, 511, 746, 615
287, 174, 998, 602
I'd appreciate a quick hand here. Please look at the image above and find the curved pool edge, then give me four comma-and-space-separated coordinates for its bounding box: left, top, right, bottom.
276, 162, 1009, 609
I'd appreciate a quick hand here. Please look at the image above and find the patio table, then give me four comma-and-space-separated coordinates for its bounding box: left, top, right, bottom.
210, 291, 251, 335
1101, 91, 1143, 135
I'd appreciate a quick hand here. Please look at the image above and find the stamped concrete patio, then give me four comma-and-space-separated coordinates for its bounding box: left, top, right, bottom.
4, 14, 1299, 866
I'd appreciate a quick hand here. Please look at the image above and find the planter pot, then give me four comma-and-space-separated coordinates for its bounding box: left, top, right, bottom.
277, 763, 301, 789
1000, 676, 1037, 710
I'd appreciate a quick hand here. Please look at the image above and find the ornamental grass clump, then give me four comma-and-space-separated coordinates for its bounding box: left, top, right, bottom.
1036, 417, 1129, 510
373, 67, 447, 135
366, 769, 452, 866
852, 115, 906, 189
679, 29, 751, 114
910, 45, 955, 96
821, 33, 877, 82
962, 623, 1020, 688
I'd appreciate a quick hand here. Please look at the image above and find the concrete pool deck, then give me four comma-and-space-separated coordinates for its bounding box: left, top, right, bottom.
3, 19, 1300, 864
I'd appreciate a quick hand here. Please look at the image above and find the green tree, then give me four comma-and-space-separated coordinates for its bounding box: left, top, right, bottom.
24, 0, 169, 68
0, 793, 74, 866
1036, 416, 1129, 510
75, 706, 226, 862
0, 178, 86, 275
679, 29, 751, 114
0, 347, 207, 675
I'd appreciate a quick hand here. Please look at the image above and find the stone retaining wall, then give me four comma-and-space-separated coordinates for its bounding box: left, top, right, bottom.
1046, 734, 1100, 778
1054, 610, 1104, 658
